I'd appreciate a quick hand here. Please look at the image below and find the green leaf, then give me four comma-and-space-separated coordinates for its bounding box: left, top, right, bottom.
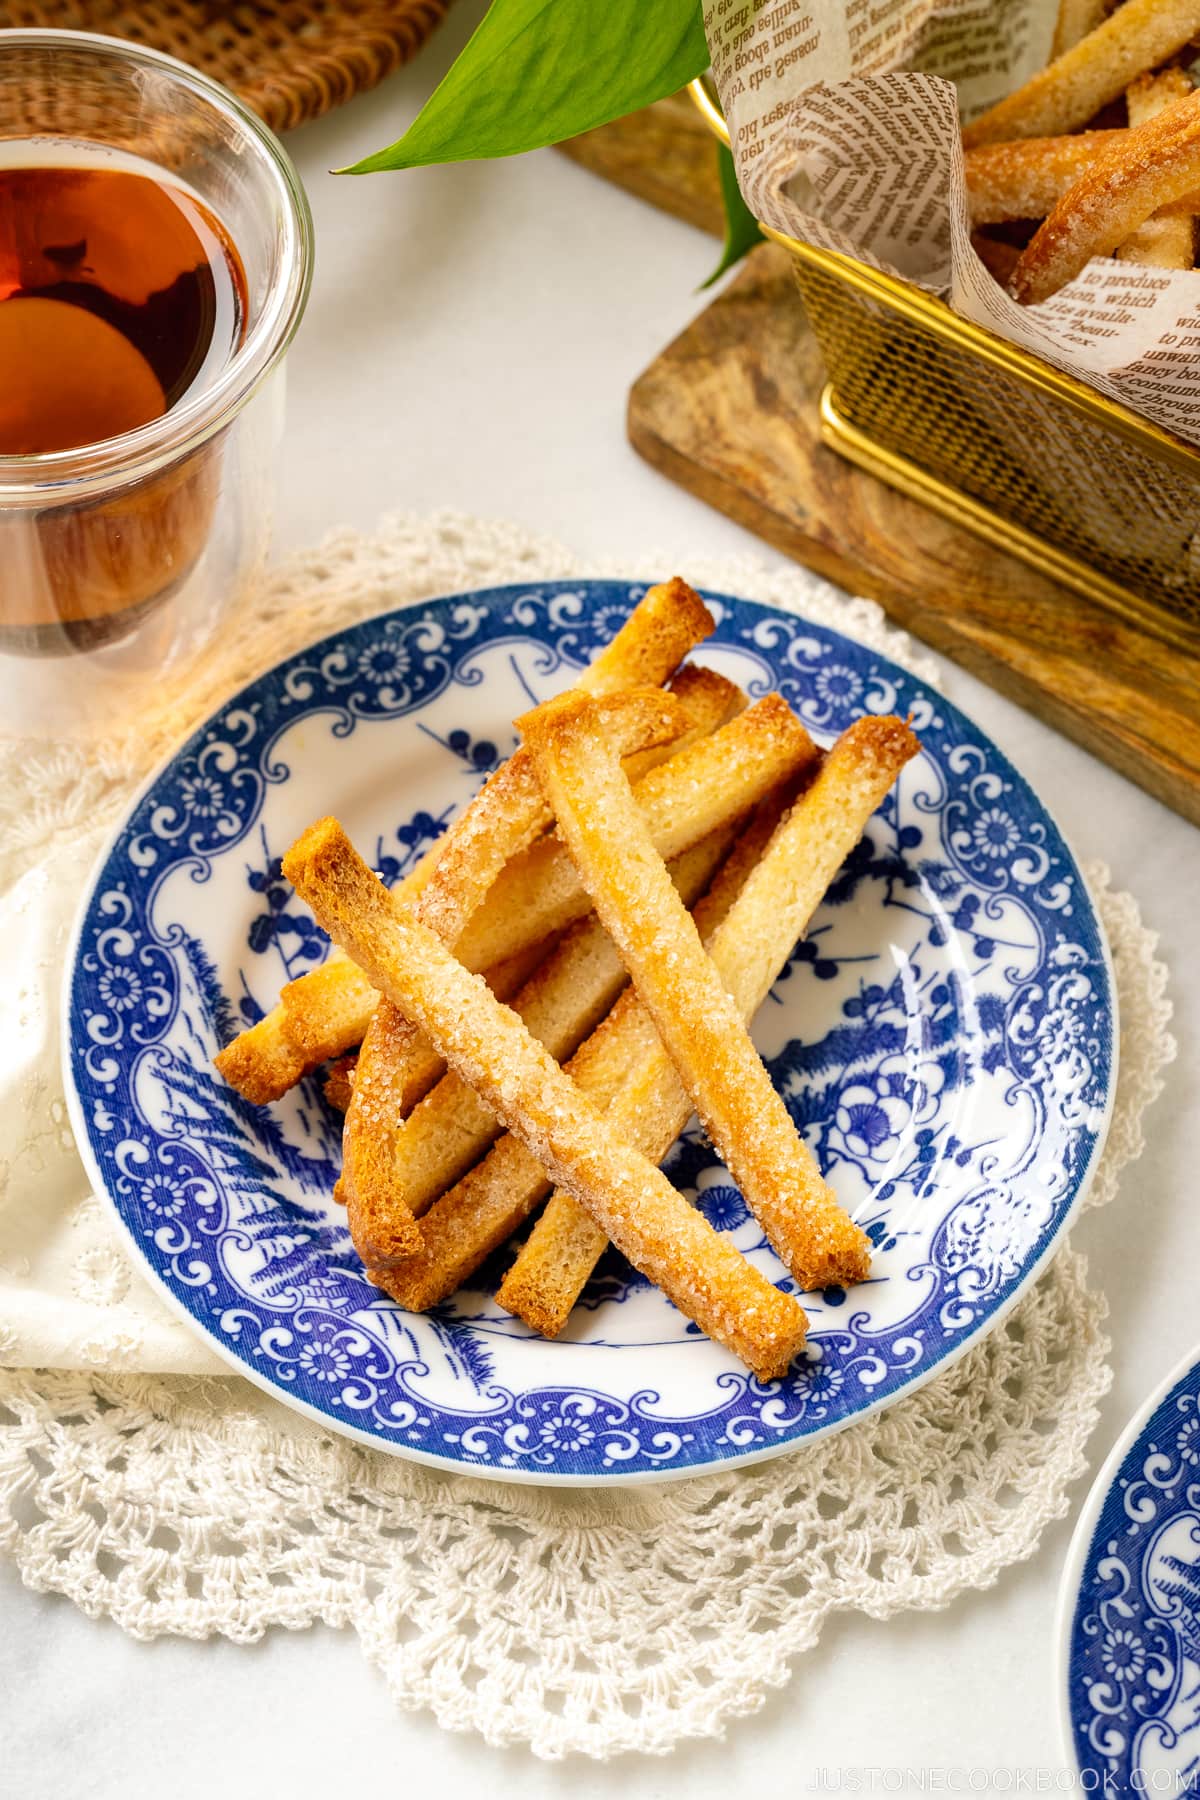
344, 0, 709, 174
701, 142, 765, 288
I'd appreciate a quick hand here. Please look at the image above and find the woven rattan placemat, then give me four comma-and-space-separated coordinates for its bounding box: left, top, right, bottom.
0, 0, 448, 132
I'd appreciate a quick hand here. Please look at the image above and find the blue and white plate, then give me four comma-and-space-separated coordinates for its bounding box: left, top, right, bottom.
1059, 1347, 1200, 1789
63, 581, 1116, 1485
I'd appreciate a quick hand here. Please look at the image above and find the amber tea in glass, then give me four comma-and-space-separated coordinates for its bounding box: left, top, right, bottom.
0, 30, 311, 708
0, 155, 246, 454
0, 146, 247, 652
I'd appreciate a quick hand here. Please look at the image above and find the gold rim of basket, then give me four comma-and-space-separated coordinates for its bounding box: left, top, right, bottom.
818, 385, 1200, 653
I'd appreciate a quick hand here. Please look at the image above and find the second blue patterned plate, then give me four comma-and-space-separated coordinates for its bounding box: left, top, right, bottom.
1059, 1346, 1200, 1790
63, 582, 1116, 1484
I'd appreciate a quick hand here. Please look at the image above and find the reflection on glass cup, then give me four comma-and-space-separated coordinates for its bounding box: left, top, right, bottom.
0, 30, 312, 724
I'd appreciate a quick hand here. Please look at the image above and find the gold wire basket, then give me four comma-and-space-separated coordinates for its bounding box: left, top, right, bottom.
690, 79, 1200, 646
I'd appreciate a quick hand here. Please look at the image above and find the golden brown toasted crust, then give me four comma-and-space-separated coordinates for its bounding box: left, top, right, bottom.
211, 585, 717, 1107
339, 934, 550, 1258
703, 714, 922, 1035
380, 916, 629, 1215
666, 662, 746, 722
620, 664, 746, 786
963, 0, 1200, 147
497, 792, 793, 1335
282, 836, 448, 1068
500, 715, 920, 1334
365, 1135, 550, 1316
349, 829, 732, 1270
337, 585, 719, 1269
453, 694, 818, 972
1117, 70, 1197, 269
965, 126, 1200, 232
323, 1055, 357, 1113
367, 787, 778, 1312
1052, 0, 1110, 60
518, 690, 859, 1292
413, 686, 687, 951
205, 689, 455, 1107
283, 817, 807, 1381
340, 997, 428, 1257
214, 669, 759, 1108
1127, 65, 1195, 123
584, 577, 714, 695
279, 952, 377, 1065
368, 962, 691, 1314
215, 886, 554, 1112
212, 1011, 309, 1106
964, 131, 1123, 225
341, 686, 693, 1260
213, 723, 459, 1106
1011, 89, 1200, 303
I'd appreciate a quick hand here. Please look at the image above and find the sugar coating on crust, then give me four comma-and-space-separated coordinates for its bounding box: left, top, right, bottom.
392, 839, 735, 1315
1115, 70, 1196, 269
965, 131, 1122, 225
520, 691, 859, 1293
502, 715, 921, 1334
414, 687, 686, 949
212, 1011, 308, 1105
1012, 89, 1200, 302
372, 914, 630, 1239
212, 663, 749, 1109
282, 817, 807, 1381
210, 782, 452, 1102
498, 794, 792, 1333
621, 666, 746, 787
581, 577, 714, 698
362, 833, 729, 1240
369, 1133, 553, 1313
341, 663, 719, 1274
455, 696, 818, 973
963, 0, 1200, 148
339, 934, 556, 1265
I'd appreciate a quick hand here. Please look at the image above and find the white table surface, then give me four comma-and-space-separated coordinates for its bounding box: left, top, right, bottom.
3, 9, 1196, 1790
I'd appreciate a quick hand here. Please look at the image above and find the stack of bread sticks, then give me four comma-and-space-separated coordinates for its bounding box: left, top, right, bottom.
965, 0, 1200, 302
215, 580, 920, 1380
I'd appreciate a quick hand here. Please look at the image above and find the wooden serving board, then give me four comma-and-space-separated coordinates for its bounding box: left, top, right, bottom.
565, 107, 1200, 819
628, 242, 1200, 823
558, 93, 726, 238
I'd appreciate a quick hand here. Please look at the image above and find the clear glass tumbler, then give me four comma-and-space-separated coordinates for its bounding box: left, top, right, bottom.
0, 29, 313, 735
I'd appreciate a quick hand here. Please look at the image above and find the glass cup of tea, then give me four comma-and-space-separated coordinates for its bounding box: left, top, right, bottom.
0, 29, 313, 734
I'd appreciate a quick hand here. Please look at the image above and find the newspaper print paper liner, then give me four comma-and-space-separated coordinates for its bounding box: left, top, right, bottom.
705, 0, 1200, 449
0, 516, 1175, 1754
63, 578, 1115, 1482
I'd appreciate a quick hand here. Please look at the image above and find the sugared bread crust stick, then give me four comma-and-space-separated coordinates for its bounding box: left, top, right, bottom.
1011, 89, 1200, 303
373, 792, 790, 1312
283, 817, 809, 1381
519, 692, 873, 1293
349, 829, 731, 1268
501, 715, 918, 1332
963, 0, 1200, 147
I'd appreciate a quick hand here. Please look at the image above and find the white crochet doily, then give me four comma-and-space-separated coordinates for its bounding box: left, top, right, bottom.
0, 514, 1176, 1760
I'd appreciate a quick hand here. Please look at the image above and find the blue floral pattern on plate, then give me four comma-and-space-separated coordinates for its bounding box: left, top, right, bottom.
63, 582, 1116, 1485
1062, 1348, 1200, 1791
